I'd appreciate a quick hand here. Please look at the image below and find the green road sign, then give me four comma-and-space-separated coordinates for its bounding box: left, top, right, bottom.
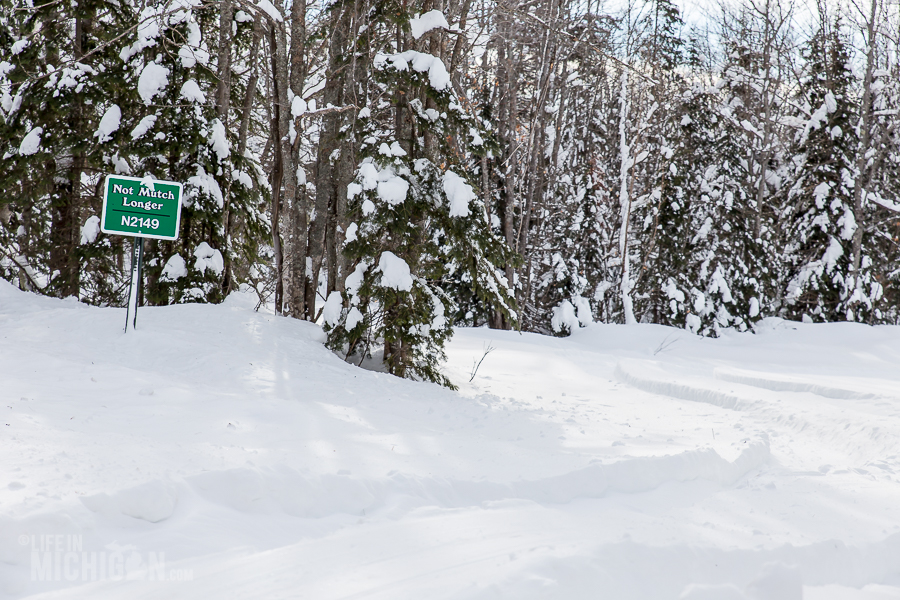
101, 174, 183, 241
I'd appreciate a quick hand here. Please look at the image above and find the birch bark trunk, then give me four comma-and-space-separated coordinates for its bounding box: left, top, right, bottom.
617, 68, 636, 324
849, 0, 880, 316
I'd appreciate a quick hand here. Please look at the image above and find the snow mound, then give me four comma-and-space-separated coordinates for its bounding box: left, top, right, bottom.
81, 480, 178, 523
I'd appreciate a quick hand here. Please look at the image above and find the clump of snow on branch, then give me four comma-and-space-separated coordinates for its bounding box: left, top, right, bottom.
178, 21, 209, 67
161, 254, 187, 281
256, 0, 282, 22
94, 106, 121, 143
409, 10, 449, 39
19, 127, 42, 155
193, 243, 224, 276
442, 170, 475, 217
180, 80, 205, 104
322, 292, 343, 327
551, 300, 579, 333
186, 168, 224, 209
376, 252, 413, 291
345, 307, 364, 330
379, 141, 407, 157
344, 223, 358, 244
345, 262, 368, 297
209, 119, 230, 161
130, 115, 157, 140
375, 51, 451, 91
80, 216, 101, 244
377, 173, 409, 206
137, 62, 169, 105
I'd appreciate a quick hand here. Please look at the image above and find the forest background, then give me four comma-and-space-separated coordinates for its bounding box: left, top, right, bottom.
1, 0, 898, 383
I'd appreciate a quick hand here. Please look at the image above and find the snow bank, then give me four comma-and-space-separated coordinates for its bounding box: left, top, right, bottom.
2, 283, 900, 599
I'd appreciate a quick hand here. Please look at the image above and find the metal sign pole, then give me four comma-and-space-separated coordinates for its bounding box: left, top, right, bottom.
124, 237, 144, 333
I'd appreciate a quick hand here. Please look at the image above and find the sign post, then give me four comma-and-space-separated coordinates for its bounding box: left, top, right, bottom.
100, 175, 183, 332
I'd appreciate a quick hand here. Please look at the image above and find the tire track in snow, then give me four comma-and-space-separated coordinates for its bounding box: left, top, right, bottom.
714, 366, 899, 401
613, 359, 900, 469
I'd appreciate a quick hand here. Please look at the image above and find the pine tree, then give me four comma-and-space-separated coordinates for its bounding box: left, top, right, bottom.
0, 0, 267, 306
0, 0, 134, 302
783, 24, 857, 322
118, 2, 267, 305
646, 83, 721, 332
323, 2, 515, 386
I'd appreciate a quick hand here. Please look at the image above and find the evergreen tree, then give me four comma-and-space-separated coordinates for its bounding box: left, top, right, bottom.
0, 0, 268, 306
646, 84, 721, 332
0, 0, 133, 303
118, 2, 267, 305
783, 24, 857, 322
323, 2, 515, 385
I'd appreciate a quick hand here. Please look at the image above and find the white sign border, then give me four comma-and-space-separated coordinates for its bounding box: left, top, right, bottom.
100, 174, 184, 242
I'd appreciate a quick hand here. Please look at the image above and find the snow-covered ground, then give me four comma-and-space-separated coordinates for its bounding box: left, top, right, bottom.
1, 279, 899, 599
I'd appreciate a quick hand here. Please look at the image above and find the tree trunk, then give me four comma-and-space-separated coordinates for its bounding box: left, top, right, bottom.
215, 0, 234, 121
49, 12, 87, 298
618, 68, 636, 324
849, 0, 879, 318
288, 0, 309, 319
309, 2, 350, 317
269, 22, 294, 315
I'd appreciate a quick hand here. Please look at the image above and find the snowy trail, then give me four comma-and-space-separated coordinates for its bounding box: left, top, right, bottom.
2, 282, 900, 599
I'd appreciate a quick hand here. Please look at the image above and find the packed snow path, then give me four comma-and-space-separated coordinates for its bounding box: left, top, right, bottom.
1, 281, 899, 599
